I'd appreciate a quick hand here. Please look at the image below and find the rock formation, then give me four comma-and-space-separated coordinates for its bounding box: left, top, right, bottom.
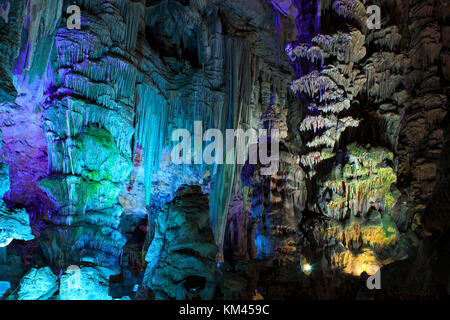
0, 0, 448, 300
0, 130, 34, 247
143, 185, 217, 300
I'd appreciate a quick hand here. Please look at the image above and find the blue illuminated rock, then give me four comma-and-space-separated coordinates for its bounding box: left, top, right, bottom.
0, 161, 8, 199
0, 130, 9, 198
0, 130, 33, 246
0, 0, 25, 102
0, 204, 34, 246
37, 0, 138, 273
59, 266, 115, 300
17, 267, 58, 300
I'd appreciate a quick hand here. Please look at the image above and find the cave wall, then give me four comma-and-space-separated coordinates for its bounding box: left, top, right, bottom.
220, 0, 449, 299
0, 0, 448, 300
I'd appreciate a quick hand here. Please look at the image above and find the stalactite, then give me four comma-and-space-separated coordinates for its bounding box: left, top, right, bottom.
121, 0, 144, 52
311, 33, 351, 58
287, 0, 364, 176
210, 36, 253, 259
319, 144, 398, 221
286, 43, 324, 64
300, 114, 334, 133
332, 0, 356, 19
135, 83, 169, 204
20, 0, 63, 76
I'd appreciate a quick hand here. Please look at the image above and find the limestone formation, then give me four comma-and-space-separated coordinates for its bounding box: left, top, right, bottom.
0, 130, 34, 246
17, 267, 58, 300
143, 185, 217, 300
0, 0, 448, 300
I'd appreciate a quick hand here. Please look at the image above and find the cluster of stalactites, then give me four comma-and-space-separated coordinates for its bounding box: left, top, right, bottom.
319, 0, 362, 20
291, 71, 337, 99
42, 0, 147, 173
290, 64, 359, 174
320, 145, 398, 220
285, 32, 353, 65
311, 33, 352, 61
20, 0, 63, 74
331, 0, 356, 19
134, 79, 218, 205
287, 4, 362, 177
364, 51, 409, 102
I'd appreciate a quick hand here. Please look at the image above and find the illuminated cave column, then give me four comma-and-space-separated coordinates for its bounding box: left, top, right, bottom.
0, 129, 34, 248
39, 0, 144, 274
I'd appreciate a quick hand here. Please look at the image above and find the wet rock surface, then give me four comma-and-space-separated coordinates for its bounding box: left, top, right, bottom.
16, 266, 58, 300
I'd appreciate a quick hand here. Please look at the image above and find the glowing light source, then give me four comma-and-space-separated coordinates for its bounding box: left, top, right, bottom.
303, 264, 312, 272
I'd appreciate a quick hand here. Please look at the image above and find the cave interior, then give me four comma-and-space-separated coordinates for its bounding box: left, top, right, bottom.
0, 0, 449, 300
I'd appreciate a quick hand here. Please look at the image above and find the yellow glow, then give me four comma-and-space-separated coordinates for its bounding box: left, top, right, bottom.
304, 264, 312, 272
330, 249, 387, 276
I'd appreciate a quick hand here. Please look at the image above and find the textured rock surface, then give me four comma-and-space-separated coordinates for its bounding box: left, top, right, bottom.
37, 0, 138, 271
316, 144, 409, 276
0, 130, 34, 246
39, 126, 132, 269
143, 185, 217, 300
0, 0, 25, 102
16, 266, 58, 300
0, 0, 34, 247
0, 0, 448, 300
0, 205, 34, 246
219, 0, 449, 299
